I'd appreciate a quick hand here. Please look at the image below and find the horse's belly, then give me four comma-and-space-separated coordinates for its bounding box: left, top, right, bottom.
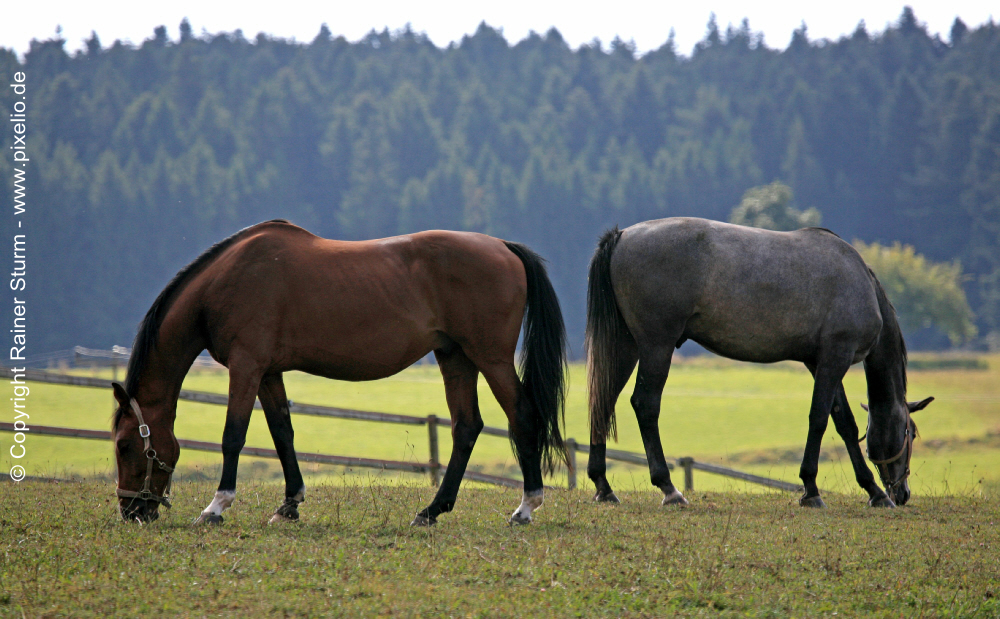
685, 311, 820, 363
275, 318, 445, 381
689, 331, 814, 364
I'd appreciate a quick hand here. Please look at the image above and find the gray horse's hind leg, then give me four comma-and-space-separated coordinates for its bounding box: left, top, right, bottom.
799, 354, 853, 508
631, 352, 687, 506
587, 344, 637, 504
828, 384, 894, 507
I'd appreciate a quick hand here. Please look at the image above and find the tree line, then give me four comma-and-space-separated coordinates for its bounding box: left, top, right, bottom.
1, 8, 998, 354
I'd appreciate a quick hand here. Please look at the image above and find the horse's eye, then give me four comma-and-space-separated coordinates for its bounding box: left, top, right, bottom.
116, 438, 130, 455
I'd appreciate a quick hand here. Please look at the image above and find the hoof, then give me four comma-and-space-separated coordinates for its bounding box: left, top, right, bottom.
410, 513, 436, 527
194, 513, 224, 525
661, 489, 689, 506
509, 512, 532, 526
868, 495, 896, 508
268, 513, 298, 524
799, 495, 827, 509
273, 499, 300, 521
593, 491, 621, 504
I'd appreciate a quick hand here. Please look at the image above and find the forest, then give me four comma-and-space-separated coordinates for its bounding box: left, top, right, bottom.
1, 7, 998, 355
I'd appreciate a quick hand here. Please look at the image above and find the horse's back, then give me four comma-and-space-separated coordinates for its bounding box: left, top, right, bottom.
612, 218, 882, 363
195, 223, 525, 377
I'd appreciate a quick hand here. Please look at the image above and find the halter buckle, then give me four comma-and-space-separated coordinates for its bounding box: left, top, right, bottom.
138, 424, 150, 438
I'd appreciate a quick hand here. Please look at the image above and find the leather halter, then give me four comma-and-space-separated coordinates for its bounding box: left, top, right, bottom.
116, 398, 174, 509
863, 411, 913, 495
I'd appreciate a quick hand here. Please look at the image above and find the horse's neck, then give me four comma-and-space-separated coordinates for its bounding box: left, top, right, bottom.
862, 327, 907, 413
133, 313, 206, 420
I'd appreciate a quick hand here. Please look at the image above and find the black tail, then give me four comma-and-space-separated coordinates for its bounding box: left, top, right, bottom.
504, 241, 568, 475
586, 227, 636, 443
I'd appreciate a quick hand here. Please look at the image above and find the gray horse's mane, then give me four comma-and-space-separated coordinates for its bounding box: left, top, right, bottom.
867, 267, 908, 391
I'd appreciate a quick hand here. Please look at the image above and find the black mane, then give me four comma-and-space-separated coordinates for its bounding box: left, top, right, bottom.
113, 220, 290, 431
867, 267, 908, 392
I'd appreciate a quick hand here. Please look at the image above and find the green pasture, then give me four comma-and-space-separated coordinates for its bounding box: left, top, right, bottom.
2, 355, 998, 501
0, 481, 997, 617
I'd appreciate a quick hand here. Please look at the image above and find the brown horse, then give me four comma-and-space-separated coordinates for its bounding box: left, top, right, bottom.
112, 220, 567, 526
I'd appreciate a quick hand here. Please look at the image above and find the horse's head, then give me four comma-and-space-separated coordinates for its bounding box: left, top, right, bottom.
861, 396, 933, 505
112, 382, 178, 522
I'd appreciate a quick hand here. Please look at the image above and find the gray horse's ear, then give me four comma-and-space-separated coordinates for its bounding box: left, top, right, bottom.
111, 382, 130, 409
860, 402, 869, 412
908, 396, 934, 413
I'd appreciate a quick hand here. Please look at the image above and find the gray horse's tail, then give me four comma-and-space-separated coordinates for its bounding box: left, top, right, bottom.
586, 227, 636, 442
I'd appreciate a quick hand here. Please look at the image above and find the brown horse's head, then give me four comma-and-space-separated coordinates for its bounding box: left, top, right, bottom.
112, 382, 178, 522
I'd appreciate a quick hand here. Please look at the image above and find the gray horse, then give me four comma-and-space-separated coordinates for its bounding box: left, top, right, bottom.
586, 218, 933, 508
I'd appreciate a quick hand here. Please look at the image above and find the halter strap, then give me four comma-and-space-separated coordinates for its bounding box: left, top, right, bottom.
116, 398, 174, 509
860, 411, 913, 493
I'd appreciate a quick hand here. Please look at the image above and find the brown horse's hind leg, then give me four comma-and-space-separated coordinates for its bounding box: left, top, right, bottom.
258, 373, 307, 523
411, 347, 483, 526
479, 361, 545, 525
631, 350, 688, 506
194, 362, 263, 525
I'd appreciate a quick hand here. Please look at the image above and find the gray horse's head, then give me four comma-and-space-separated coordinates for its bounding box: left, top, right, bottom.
861, 396, 933, 505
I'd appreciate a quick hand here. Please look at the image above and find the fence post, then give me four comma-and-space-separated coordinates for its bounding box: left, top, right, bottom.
427, 415, 440, 487
678, 457, 694, 493
565, 438, 577, 490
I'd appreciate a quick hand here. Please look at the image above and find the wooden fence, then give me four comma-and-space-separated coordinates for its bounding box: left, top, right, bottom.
0, 366, 803, 494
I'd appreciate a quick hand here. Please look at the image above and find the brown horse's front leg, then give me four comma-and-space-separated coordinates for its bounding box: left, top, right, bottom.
195, 366, 261, 525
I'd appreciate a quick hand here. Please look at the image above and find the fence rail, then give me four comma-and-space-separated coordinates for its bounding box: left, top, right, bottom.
0, 422, 522, 488
2, 364, 804, 494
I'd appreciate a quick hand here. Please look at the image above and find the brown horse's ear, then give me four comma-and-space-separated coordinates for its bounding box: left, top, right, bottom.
908, 396, 934, 413
859, 402, 869, 412
112, 382, 130, 409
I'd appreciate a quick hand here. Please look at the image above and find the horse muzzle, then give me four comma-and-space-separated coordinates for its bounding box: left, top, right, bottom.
889, 482, 910, 506
120, 499, 161, 523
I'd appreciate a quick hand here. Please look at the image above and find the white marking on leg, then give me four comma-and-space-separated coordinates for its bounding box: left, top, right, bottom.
661, 488, 689, 506
292, 485, 305, 503
202, 490, 236, 516
510, 489, 544, 524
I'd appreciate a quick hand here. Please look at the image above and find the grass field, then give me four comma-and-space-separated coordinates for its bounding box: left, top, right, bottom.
0, 480, 997, 617
3, 355, 998, 500
1, 356, 998, 617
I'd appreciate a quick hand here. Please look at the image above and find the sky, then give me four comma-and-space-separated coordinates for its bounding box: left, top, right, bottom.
2, 1, 996, 58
